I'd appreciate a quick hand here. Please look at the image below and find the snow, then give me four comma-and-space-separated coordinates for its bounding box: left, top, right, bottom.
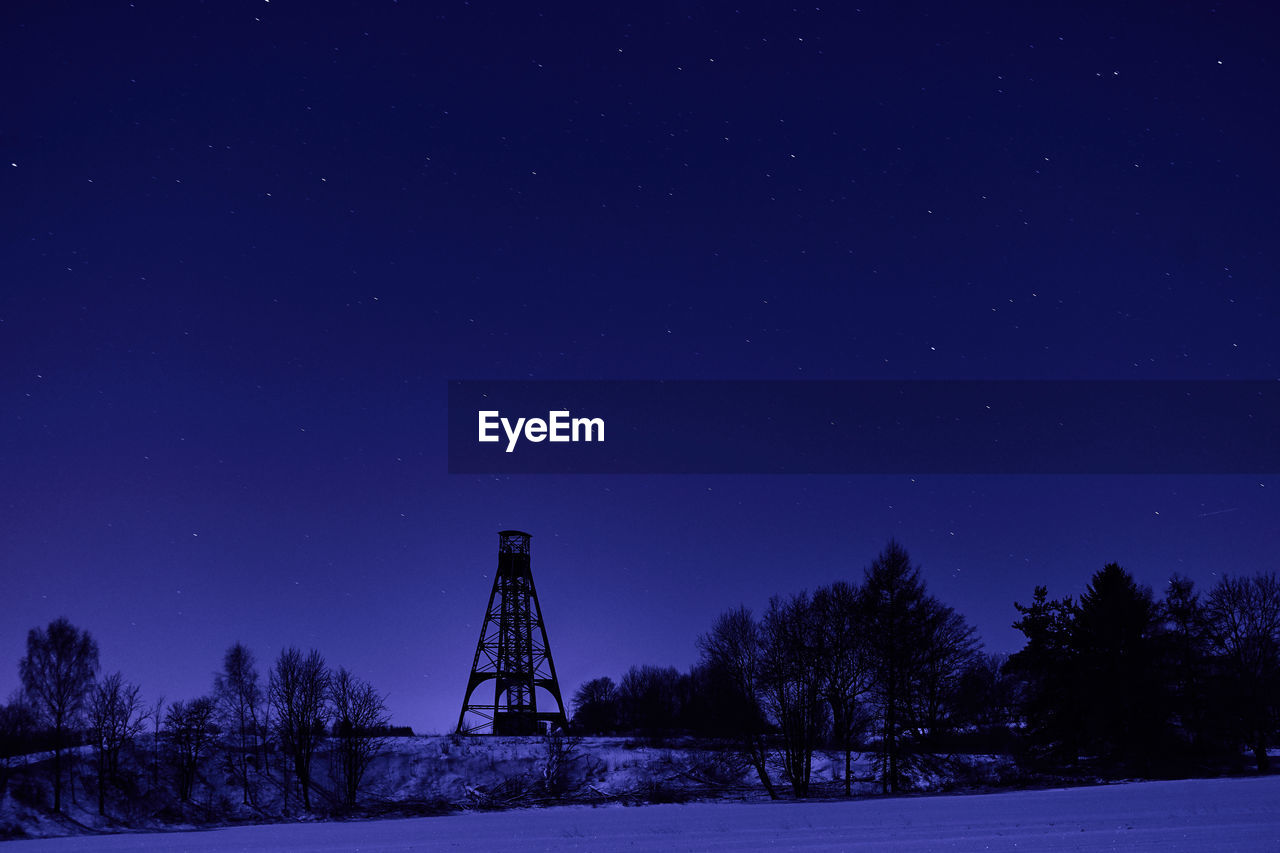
362, 735, 964, 801
6, 775, 1280, 851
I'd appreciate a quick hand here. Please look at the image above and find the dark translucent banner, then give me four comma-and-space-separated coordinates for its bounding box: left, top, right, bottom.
447, 380, 1280, 474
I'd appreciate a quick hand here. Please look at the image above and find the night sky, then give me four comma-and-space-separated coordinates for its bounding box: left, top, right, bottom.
2, 1, 1277, 733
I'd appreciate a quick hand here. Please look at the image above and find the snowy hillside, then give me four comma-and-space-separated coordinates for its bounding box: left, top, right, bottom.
0, 734, 1009, 840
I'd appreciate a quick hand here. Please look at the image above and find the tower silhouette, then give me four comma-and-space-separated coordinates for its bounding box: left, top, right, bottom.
457, 530, 568, 735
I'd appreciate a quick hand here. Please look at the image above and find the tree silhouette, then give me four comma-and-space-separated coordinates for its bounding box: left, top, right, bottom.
862, 541, 931, 793
953, 653, 1018, 750
813, 580, 873, 796
760, 592, 827, 797
569, 677, 619, 734
87, 672, 145, 815
19, 617, 99, 811
1206, 573, 1280, 772
165, 697, 217, 802
328, 667, 389, 808
1073, 563, 1167, 772
1009, 586, 1080, 764
616, 665, 685, 736
697, 606, 777, 799
1163, 574, 1219, 766
270, 647, 329, 811
0, 698, 38, 799
912, 596, 980, 748
214, 643, 263, 806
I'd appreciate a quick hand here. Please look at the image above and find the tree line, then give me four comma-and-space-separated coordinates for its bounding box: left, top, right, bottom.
569, 541, 1280, 797
1009, 565, 1280, 777
5, 540, 1277, 811
1, 626, 394, 816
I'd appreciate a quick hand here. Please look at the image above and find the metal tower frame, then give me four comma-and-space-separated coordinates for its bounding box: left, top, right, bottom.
457, 530, 568, 735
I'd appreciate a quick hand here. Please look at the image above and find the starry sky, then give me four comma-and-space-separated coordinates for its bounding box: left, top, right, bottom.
2, 1, 1277, 733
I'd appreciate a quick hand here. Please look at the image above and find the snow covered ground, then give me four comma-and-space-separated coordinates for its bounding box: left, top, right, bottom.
6, 775, 1278, 852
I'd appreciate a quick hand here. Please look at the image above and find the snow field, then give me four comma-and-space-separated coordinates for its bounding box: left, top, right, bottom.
7, 775, 1279, 852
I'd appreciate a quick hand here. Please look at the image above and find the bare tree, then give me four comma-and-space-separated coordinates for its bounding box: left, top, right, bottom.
257, 696, 273, 778
87, 672, 145, 815
913, 598, 980, 746
697, 606, 777, 799
214, 643, 263, 806
616, 665, 686, 736
540, 729, 583, 797
813, 580, 873, 796
1207, 573, 1280, 771
270, 647, 329, 811
165, 697, 217, 802
328, 667, 389, 808
1164, 574, 1215, 759
760, 592, 827, 797
570, 677, 619, 734
0, 696, 38, 798
148, 696, 164, 792
19, 617, 99, 811
953, 653, 1018, 746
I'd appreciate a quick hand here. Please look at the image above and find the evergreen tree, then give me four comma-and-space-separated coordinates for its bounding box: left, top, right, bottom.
862, 540, 930, 793
1073, 564, 1168, 773
1009, 586, 1080, 764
